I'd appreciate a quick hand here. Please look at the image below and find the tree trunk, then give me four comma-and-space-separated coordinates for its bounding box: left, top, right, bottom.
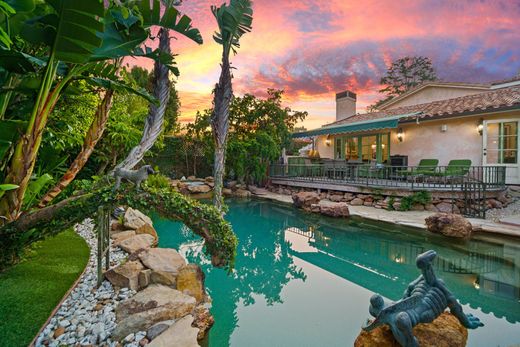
115, 27, 171, 171
211, 52, 233, 212
38, 90, 114, 208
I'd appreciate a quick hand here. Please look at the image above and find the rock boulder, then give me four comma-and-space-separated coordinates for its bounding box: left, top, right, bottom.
318, 200, 350, 218
425, 213, 473, 238
350, 198, 364, 206
124, 207, 153, 230
292, 192, 320, 209
116, 234, 156, 254
113, 285, 196, 340
111, 230, 136, 243
192, 304, 214, 340
187, 184, 211, 194
234, 189, 251, 198
354, 312, 468, 347
176, 264, 206, 303
138, 248, 186, 286
147, 315, 199, 347
436, 202, 460, 214
105, 260, 144, 290
135, 223, 158, 241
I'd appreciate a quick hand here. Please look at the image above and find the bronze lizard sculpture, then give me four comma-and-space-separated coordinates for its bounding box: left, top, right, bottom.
362, 250, 483, 347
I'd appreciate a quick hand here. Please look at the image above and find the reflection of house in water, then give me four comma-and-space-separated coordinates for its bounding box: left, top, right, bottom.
283, 220, 520, 324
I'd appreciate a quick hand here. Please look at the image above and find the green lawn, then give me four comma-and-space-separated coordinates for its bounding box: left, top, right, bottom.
0, 228, 90, 347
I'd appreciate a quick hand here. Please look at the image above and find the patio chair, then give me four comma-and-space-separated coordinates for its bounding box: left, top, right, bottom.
396, 159, 438, 179
435, 159, 472, 181
414, 159, 439, 175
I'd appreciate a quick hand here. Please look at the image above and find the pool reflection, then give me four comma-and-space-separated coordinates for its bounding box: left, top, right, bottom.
153, 199, 520, 346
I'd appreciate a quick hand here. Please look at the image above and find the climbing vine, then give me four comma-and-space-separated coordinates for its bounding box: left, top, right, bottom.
0, 184, 237, 272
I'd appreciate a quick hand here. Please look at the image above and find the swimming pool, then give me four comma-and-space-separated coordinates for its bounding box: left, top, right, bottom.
153, 199, 520, 347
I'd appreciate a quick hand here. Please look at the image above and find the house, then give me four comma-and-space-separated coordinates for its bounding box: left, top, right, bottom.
291, 77, 520, 185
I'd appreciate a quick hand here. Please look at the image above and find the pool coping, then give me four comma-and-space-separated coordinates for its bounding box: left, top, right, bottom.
250, 190, 520, 238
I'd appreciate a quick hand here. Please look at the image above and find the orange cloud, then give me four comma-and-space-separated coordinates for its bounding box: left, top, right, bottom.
130, 0, 520, 129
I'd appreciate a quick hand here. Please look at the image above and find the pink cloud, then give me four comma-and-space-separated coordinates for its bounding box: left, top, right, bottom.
129, 0, 520, 128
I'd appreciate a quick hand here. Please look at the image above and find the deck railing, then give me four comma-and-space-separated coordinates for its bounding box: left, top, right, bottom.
269, 163, 506, 190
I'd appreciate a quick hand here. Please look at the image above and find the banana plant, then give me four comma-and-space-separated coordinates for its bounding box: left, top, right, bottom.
210, 0, 253, 211
40, 0, 203, 207
0, 0, 202, 222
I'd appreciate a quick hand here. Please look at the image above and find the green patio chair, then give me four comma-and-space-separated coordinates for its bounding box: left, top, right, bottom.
437, 159, 472, 177
396, 159, 439, 178
414, 159, 439, 175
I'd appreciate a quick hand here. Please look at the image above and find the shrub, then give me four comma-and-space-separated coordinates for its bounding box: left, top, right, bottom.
387, 196, 395, 211
144, 173, 171, 190
399, 191, 432, 211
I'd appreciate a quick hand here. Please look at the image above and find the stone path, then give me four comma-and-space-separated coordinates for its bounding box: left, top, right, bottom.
251, 189, 520, 237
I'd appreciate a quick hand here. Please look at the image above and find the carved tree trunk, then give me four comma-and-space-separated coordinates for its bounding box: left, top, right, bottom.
211, 53, 232, 212
37, 90, 114, 208
115, 27, 171, 170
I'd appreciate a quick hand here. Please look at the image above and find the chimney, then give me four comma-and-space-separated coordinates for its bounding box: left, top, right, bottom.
335, 90, 357, 121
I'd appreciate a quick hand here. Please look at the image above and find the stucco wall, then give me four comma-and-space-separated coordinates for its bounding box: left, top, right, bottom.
383, 86, 488, 110
315, 134, 334, 159
390, 111, 520, 166
314, 111, 520, 166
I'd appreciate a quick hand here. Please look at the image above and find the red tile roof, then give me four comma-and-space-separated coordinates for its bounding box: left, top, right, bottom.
327, 85, 520, 127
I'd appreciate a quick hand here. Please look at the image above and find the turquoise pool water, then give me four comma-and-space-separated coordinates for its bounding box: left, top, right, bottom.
153, 199, 520, 347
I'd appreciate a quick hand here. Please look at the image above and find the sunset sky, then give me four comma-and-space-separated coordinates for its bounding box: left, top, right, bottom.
131, 0, 520, 130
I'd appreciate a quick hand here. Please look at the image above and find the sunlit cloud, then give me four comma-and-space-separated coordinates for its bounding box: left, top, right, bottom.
134, 0, 520, 129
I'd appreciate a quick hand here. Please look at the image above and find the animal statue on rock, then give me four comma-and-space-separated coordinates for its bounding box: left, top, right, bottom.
114, 165, 155, 191
362, 250, 483, 347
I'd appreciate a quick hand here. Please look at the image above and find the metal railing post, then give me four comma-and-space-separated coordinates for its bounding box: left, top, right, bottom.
97, 206, 104, 287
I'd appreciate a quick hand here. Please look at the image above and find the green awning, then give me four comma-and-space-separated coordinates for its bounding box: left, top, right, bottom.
292, 112, 420, 138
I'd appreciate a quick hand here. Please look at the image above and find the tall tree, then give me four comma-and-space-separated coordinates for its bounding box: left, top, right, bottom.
116, 0, 202, 170
210, 0, 253, 212
368, 56, 437, 111
379, 56, 437, 97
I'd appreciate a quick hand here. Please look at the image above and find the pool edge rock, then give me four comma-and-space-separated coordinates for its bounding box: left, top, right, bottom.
107, 209, 214, 346
35, 207, 214, 347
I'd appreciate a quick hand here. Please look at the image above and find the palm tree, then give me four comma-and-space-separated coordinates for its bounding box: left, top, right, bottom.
210, 0, 253, 211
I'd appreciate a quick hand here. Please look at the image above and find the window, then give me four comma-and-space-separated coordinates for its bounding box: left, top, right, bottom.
335, 138, 343, 159
486, 121, 518, 164
361, 135, 377, 161
345, 138, 359, 160
380, 133, 390, 163
332, 133, 390, 162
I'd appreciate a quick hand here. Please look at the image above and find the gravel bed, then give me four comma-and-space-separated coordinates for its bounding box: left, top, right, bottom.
34, 219, 138, 347
486, 197, 520, 222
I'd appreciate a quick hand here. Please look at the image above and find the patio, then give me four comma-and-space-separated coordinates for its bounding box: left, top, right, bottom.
269, 162, 506, 193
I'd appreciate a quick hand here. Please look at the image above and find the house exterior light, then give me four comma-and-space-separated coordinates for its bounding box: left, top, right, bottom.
397, 128, 404, 142
325, 135, 331, 146
477, 120, 484, 135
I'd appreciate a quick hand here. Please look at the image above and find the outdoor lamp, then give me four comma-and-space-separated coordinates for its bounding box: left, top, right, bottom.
325, 135, 331, 146
397, 128, 404, 142
477, 120, 484, 136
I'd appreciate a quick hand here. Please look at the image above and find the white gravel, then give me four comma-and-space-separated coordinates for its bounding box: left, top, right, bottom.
34, 219, 140, 347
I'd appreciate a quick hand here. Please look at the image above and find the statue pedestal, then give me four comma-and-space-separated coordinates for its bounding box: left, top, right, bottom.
354, 312, 468, 347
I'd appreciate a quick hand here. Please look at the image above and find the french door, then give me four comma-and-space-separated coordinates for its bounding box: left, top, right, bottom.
482, 119, 520, 184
